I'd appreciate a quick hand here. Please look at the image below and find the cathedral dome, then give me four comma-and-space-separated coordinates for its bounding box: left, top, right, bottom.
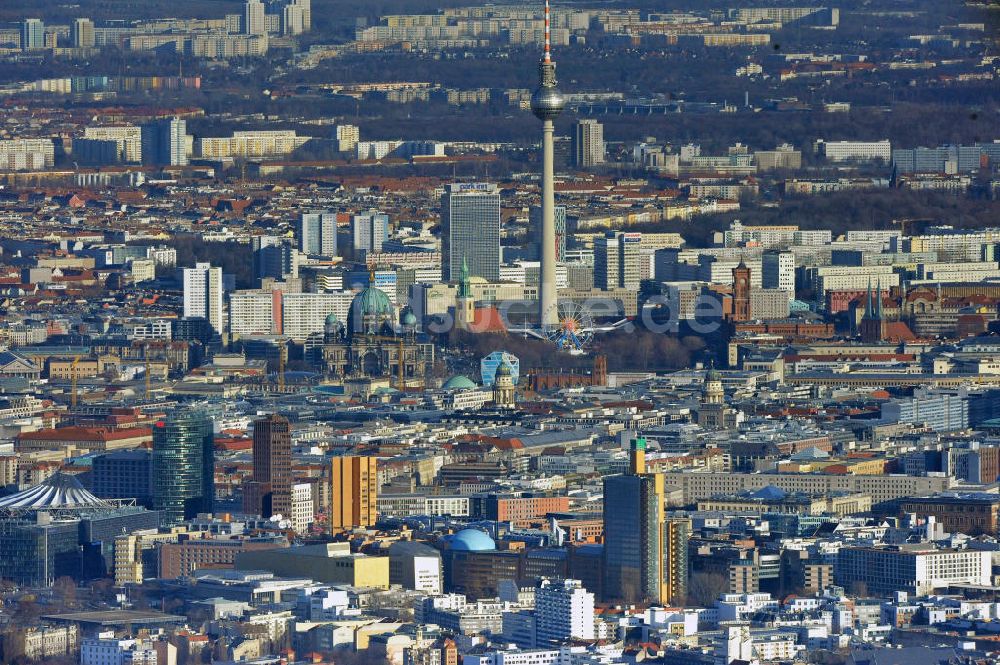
347, 286, 394, 335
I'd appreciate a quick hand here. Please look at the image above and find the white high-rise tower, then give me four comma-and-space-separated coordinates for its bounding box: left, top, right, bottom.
531, 0, 564, 328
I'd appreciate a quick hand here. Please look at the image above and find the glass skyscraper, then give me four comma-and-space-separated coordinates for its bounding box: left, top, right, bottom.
442, 183, 501, 282
602, 438, 688, 605
152, 408, 215, 525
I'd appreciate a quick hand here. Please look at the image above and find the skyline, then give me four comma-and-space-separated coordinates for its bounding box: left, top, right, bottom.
0, 1, 998, 664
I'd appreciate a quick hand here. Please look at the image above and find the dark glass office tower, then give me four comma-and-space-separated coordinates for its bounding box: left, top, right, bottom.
152, 408, 215, 525
602, 438, 689, 605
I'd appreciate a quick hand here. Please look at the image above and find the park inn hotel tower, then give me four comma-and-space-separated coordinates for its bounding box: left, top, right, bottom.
603, 438, 689, 605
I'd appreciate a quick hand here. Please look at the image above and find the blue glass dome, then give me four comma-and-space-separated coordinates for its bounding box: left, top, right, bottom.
450, 528, 496, 551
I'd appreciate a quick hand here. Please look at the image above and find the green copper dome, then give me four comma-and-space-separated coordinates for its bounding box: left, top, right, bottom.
402, 310, 417, 327
442, 375, 477, 390
325, 313, 340, 326
495, 358, 513, 378
357, 286, 393, 317
348, 286, 394, 336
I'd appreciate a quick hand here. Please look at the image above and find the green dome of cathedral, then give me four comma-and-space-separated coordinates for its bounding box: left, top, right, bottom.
348, 286, 394, 335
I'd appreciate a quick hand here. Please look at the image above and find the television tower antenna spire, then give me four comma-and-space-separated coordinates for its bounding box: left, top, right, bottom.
543, 0, 551, 64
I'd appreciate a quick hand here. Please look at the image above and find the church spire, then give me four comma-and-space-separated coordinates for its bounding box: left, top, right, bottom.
458, 256, 471, 299
875, 280, 883, 322
863, 279, 873, 321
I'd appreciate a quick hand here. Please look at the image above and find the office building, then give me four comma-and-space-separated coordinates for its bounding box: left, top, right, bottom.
329, 456, 377, 531
152, 409, 215, 525
243, 414, 293, 520
253, 238, 298, 282
442, 183, 501, 282
0, 474, 159, 586
141, 117, 188, 166
81, 637, 158, 665
898, 494, 1000, 537
70, 18, 95, 48
299, 211, 338, 257
90, 449, 153, 508
237, 542, 389, 588
603, 438, 688, 605
290, 483, 314, 532
529, 205, 567, 262
594, 232, 641, 290
762, 250, 795, 299
21, 19, 45, 51
159, 537, 284, 579
183, 263, 224, 333
352, 211, 390, 255
389, 541, 443, 594
573, 119, 604, 167
880, 389, 969, 432
835, 546, 990, 596
535, 579, 595, 645
244, 0, 266, 36
820, 140, 891, 163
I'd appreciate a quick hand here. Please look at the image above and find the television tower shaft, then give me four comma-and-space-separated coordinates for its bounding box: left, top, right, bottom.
531, 0, 564, 328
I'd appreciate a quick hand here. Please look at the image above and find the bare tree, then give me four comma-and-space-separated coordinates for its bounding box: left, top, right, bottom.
687, 572, 729, 607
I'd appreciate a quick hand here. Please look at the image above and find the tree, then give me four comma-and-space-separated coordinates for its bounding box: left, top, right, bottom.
687, 572, 729, 607
52, 576, 78, 609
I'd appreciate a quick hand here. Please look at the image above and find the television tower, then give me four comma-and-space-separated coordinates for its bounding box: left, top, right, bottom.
531, 0, 564, 328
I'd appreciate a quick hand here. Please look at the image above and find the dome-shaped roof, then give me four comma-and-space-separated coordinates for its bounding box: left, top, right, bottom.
402, 310, 417, 327
449, 528, 496, 551
347, 286, 394, 336
442, 375, 477, 390
0, 472, 109, 510
354, 287, 393, 318
706, 368, 722, 382
325, 313, 340, 326
495, 359, 513, 378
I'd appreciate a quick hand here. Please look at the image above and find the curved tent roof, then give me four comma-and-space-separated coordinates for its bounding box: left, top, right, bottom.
0, 473, 110, 510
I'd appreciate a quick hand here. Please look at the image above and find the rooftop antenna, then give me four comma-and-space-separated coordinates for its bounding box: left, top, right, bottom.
543, 0, 552, 64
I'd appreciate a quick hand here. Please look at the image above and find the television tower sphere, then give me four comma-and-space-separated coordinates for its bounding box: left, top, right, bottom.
531, 85, 565, 121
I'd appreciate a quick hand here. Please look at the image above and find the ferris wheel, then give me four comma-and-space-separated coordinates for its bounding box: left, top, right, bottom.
543, 300, 594, 353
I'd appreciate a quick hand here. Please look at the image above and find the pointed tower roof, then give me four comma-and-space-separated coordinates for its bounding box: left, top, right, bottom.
458, 256, 472, 298
863, 279, 873, 321
876, 279, 883, 321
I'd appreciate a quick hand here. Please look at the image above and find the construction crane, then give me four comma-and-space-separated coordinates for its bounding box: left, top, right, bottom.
69, 355, 82, 408
363, 335, 411, 391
